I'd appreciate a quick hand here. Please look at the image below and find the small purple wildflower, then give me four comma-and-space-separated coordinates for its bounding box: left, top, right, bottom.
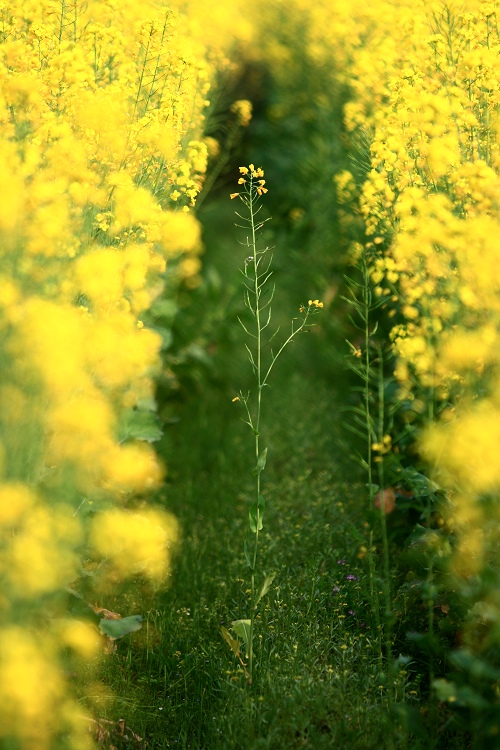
348, 609, 356, 617
337, 558, 347, 566
346, 574, 359, 581
331, 585, 341, 596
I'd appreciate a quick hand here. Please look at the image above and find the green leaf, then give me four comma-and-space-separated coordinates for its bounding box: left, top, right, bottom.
232, 619, 251, 652
151, 299, 177, 319
256, 572, 276, 605
343, 423, 370, 440
433, 679, 457, 703
99, 615, 143, 640
221, 626, 240, 656
249, 505, 262, 532
400, 467, 439, 496
118, 409, 163, 443
406, 524, 428, 545
136, 396, 157, 412
249, 494, 265, 532
253, 447, 268, 475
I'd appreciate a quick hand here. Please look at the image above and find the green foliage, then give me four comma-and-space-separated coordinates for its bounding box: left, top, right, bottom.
118, 408, 163, 444
249, 494, 265, 533
99, 615, 143, 640
231, 620, 252, 652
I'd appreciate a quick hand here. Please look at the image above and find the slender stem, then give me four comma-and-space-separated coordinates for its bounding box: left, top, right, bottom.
364, 264, 373, 506
361, 261, 382, 652
427, 558, 435, 686
58, 0, 66, 46
263, 315, 309, 386
375, 345, 394, 746
248, 180, 261, 685
377, 348, 391, 613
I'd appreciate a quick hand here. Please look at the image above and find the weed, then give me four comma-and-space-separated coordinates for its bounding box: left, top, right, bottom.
224, 165, 322, 684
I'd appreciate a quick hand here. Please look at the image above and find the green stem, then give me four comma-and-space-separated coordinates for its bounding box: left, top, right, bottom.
248, 179, 261, 685
361, 261, 382, 653
376, 345, 394, 745
263, 314, 309, 385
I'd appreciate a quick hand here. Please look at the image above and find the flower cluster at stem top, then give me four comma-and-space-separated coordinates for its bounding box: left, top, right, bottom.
299, 299, 324, 313
230, 164, 268, 200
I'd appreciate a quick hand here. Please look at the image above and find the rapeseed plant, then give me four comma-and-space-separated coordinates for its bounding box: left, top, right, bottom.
342, 2, 500, 561
225, 165, 322, 684
324, 0, 500, 735
0, 0, 226, 745
342, 255, 400, 742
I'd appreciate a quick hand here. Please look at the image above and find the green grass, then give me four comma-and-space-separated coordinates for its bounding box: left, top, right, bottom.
99, 371, 396, 749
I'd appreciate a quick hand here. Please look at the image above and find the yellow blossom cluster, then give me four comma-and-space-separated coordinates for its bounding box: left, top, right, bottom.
230, 164, 267, 200
213, 0, 500, 577
230, 99, 253, 127
0, 0, 228, 745
309, 1, 500, 576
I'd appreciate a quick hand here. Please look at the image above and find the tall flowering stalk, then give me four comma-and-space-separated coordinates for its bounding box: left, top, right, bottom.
343, 258, 394, 698
222, 165, 323, 684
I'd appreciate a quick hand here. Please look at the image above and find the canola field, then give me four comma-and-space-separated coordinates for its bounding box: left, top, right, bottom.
1, 0, 500, 747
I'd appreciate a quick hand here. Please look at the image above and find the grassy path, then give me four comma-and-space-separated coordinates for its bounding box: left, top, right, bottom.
100, 196, 413, 749
110, 370, 393, 750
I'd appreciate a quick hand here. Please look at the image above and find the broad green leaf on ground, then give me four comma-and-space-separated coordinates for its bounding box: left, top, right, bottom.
99, 615, 143, 640
118, 409, 163, 443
